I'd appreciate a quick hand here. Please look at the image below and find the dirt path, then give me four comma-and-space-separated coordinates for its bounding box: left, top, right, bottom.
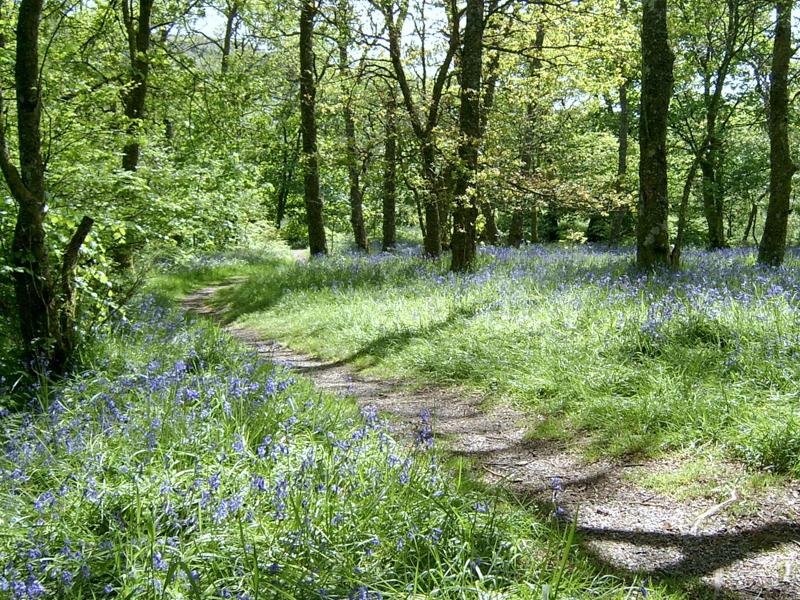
183, 283, 800, 600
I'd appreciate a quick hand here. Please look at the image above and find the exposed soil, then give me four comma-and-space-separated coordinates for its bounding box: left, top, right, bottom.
183, 283, 800, 600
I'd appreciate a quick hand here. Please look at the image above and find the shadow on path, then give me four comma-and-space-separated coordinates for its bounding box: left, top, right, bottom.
183, 282, 800, 600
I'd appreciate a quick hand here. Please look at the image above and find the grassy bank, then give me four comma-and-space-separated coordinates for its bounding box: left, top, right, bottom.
0, 287, 689, 598
199, 245, 800, 476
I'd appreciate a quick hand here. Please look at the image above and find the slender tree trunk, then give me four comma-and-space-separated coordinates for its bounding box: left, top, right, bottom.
609, 79, 631, 244
450, 0, 483, 272
671, 157, 699, 267
700, 138, 727, 249
275, 127, 300, 228
408, 180, 427, 241
382, 87, 398, 251
114, 0, 153, 268
511, 24, 545, 246
300, 0, 328, 256
221, 0, 238, 74
1, 0, 93, 373
337, 2, 368, 251
382, 2, 457, 257
420, 142, 442, 256
7, 0, 54, 370
511, 101, 536, 248
121, 0, 153, 172
637, 0, 674, 269
742, 194, 764, 243
475, 0, 507, 246
692, 0, 749, 250
758, 0, 795, 266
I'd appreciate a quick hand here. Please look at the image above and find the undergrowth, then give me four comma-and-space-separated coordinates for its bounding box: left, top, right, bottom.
0, 290, 686, 598
188, 245, 800, 476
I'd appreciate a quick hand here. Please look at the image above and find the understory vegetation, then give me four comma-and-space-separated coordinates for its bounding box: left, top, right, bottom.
0, 289, 692, 599
180, 245, 800, 477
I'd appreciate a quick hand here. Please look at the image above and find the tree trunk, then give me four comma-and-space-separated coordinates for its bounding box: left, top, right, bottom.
0, 0, 93, 373
699, 151, 727, 249
671, 157, 699, 267
275, 126, 300, 228
742, 195, 763, 244
758, 0, 795, 266
382, 87, 398, 251
637, 0, 674, 269
609, 79, 631, 244
337, 1, 368, 252
609, 0, 631, 244
511, 24, 546, 246
420, 141, 443, 256
121, 0, 153, 172
221, 0, 238, 74
450, 0, 483, 272
476, 2, 507, 247
300, 0, 328, 256
7, 0, 55, 370
511, 102, 536, 248
382, 1, 457, 257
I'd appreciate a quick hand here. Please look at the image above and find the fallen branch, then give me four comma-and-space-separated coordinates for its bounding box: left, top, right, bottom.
690, 489, 739, 534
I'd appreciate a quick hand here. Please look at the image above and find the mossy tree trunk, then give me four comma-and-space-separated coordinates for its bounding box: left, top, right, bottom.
1, 0, 93, 373
337, 0, 368, 252
758, 0, 796, 266
450, 0, 483, 272
637, 0, 674, 269
300, 0, 328, 256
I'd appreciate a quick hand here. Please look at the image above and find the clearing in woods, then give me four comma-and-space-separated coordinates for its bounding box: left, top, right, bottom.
183, 265, 800, 600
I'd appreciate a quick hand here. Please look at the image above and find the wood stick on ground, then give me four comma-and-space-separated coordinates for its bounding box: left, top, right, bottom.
690, 489, 739, 535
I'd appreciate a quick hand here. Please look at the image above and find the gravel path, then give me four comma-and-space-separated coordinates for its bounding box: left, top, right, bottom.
183, 283, 800, 599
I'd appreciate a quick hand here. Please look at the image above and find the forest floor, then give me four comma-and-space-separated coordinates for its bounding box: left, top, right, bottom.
184, 279, 800, 600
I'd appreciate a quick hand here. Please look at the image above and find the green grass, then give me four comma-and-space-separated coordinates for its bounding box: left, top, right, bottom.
179, 245, 800, 477
147, 244, 294, 300
629, 447, 787, 506
0, 285, 700, 598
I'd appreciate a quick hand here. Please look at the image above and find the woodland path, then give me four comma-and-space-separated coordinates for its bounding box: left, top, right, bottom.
183, 282, 800, 600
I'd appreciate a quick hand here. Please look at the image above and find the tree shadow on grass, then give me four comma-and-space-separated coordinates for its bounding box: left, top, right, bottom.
210, 257, 434, 324
265, 303, 484, 375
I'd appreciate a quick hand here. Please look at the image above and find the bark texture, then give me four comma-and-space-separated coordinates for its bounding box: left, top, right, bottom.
300, 0, 328, 256
1, 0, 93, 372
121, 0, 153, 172
337, 2, 368, 252
637, 0, 674, 269
758, 0, 795, 266
450, 0, 483, 272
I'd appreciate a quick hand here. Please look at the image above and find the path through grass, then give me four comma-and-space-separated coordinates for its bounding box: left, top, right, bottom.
194, 245, 800, 476
0, 284, 696, 598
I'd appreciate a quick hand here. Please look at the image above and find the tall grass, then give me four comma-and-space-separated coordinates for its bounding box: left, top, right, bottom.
0, 292, 686, 598
207, 245, 800, 475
